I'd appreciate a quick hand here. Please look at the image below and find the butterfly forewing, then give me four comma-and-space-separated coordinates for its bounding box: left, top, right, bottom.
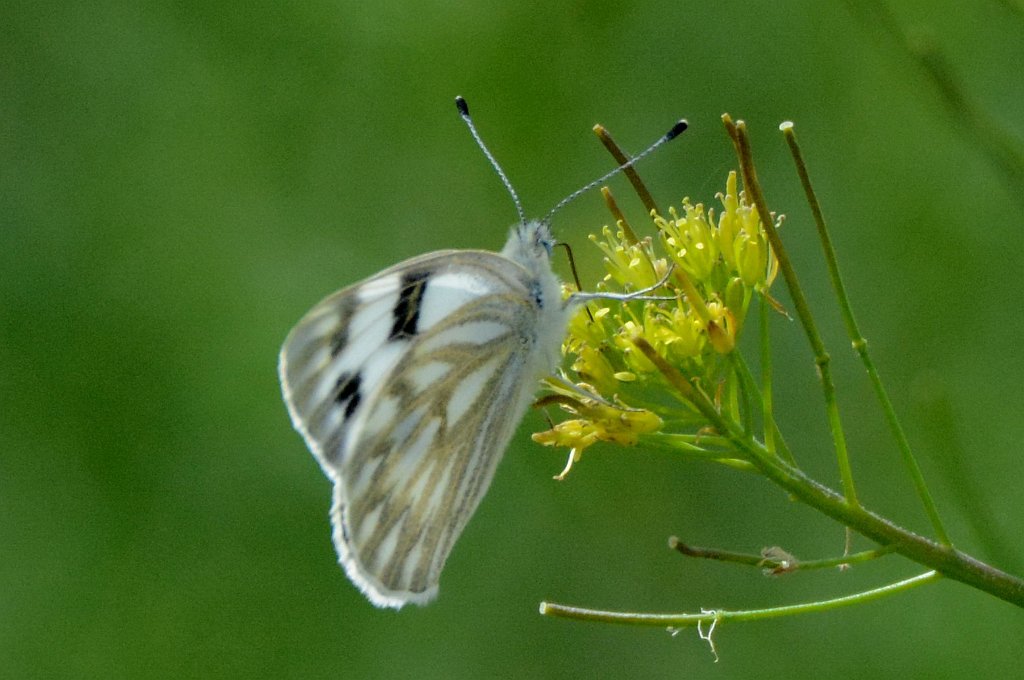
280, 251, 460, 477
279, 239, 568, 608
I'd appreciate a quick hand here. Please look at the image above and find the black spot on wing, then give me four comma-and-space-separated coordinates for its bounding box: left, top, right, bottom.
334, 371, 362, 420
329, 296, 357, 358
389, 271, 430, 340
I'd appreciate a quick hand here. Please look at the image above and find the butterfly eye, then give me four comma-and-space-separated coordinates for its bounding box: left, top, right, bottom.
535, 229, 551, 253
528, 222, 555, 256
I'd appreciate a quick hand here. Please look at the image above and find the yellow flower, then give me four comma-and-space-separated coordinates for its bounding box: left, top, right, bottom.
656, 204, 719, 282
570, 344, 619, 397
532, 395, 663, 479
715, 171, 778, 288
589, 226, 668, 292
645, 302, 707, 360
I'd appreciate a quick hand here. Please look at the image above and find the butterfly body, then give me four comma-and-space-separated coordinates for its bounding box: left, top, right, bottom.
279, 220, 571, 608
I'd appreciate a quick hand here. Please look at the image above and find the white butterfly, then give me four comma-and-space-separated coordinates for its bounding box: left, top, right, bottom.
278, 97, 686, 609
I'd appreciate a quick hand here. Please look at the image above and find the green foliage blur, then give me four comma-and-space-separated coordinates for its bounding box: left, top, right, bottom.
3, 1, 1023, 677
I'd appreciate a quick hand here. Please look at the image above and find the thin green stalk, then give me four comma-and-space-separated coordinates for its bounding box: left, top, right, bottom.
540, 571, 940, 627
646, 432, 733, 449
730, 350, 796, 466
639, 433, 757, 472
759, 293, 779, 456
593, 123, 661, 216
669, 539, 892, 571
668, 539, 772, 568
599, 187, 641, 245
723, 115, 860, 509
761, 544, 897, 569
780, 545, 897, 571
633, 338, 1024, 607
781, 123, 951, 546
729, 353, 754, 436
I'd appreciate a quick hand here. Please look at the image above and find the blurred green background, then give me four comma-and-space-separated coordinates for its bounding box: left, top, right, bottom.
3, 0, 1023, 677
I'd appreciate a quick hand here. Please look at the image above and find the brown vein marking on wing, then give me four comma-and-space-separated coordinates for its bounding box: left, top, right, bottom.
285, 251, 526, 479
345, 287, 540, 592
284, 292, 358, 415
383, 349, 524, 592
427, 353, 525, 582
350, 307, 522, 578
282, 290, 366, 469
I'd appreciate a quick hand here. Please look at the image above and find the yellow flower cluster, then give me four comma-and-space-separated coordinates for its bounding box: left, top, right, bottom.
533, 172, 780, 476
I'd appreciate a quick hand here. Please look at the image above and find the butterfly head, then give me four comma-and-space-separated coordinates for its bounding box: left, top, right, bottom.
500, 219, 555, 272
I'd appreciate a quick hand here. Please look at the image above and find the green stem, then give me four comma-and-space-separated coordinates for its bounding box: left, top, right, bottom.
727, 442, 1023, 607
599, 187, 641, 245
668, 538, 771, 567
729, 353, 753, 436
540, 571, 940, 627
593, 123, 661, 216
781, 123, 951, 546
731, 350, 796, 466
640, 434, 756, 472
770, 544, 897, 569
669, 538, 895, 572
723, 116, 860, 509
633, 338, 1024, 607
759, 293, 779, 456
783, 545, 897, 571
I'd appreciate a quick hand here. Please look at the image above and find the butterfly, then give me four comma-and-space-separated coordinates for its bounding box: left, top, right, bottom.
278, 97, 686, 609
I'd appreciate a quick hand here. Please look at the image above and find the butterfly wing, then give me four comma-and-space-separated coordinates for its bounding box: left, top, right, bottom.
279, 248, 567, 608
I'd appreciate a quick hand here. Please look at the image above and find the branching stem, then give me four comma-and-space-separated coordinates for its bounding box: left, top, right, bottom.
781, 123, 950, 545
633, 338, 1024, 607
723, 115, 860, 509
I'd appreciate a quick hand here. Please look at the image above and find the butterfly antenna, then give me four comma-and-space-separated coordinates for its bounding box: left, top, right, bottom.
542, 119, 688, 224
455, 96, 528, 227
